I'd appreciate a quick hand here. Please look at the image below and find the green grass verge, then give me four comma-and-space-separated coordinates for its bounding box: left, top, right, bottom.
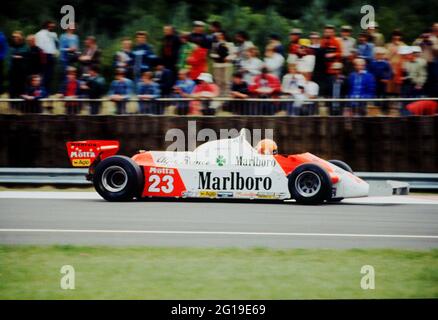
0, 245, 437, 299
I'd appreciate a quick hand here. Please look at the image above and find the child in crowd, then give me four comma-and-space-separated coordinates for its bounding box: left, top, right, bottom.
137, 71, 161, 114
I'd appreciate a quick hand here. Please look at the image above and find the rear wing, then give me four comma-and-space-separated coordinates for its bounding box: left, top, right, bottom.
66, 140, 119, 167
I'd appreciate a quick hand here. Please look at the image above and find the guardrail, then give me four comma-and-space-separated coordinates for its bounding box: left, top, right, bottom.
0, 168, 437, 191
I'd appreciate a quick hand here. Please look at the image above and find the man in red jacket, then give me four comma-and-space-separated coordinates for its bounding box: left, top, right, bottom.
249, 67, 281, 115
186, 42, 208, 80
321, 25, 342, 75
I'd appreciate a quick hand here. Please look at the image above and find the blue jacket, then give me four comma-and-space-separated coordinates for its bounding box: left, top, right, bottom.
174, 79, 195, 96
357, 42, 374, 64
369, 60, 392, 81
0, 32, 8, 60
137, 81, 160, 98
132, 44, 157, 75
348, 71, 376, 98
108, 78, 134, 98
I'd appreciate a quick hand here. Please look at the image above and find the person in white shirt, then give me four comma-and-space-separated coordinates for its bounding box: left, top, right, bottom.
240, 46, 263, 85
264, 44, 285, 78
35, 21, 58, 93
281, 64, 305, 95
301, 73, 320, 115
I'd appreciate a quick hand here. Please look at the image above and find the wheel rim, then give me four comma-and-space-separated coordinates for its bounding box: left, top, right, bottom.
295, 171, 321, 197
101, 165, 128, 192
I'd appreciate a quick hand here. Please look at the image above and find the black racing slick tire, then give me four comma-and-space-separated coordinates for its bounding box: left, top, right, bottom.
93, 155, 143, 201
288, 163, 332, 205
328, 159, 353, 173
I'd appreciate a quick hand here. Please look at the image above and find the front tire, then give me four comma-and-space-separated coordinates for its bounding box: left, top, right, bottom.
288, 163, 332, 205
93, 155, 143, 201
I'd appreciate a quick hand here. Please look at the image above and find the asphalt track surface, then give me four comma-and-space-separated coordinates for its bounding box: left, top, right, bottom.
0, 192, 437, 249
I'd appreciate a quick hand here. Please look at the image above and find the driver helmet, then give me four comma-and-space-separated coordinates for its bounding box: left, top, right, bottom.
256, 139, 278, 155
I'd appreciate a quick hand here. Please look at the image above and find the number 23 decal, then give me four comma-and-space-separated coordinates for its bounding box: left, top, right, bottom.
148, 174, 174, 193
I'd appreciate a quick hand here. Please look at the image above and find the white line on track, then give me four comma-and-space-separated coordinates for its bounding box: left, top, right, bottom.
0, 228, 437, 239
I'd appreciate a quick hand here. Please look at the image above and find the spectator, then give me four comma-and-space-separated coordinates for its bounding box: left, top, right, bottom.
186, 41, 208, 80
132, 31, 156, 82
406, 100, 438, 115
308, 32, 328, 94
400, 46, 427, 98
288, 28, 302, 56
327, 62, 348, 115
108, 68, 134, 114
228, 71, 249, 114
357, 32, 374, 65
114, 38, 134, 79
21, 74, 47, 113
320, 25, 342, 75
26, 35, 44, 77
177, 32, 196, 71
59, 24, 79, 73
81, 65, 106, 115
347, 58, 376, 115
264, 44, 284, 79
210, 31, 236, 95
35, 21, 58, 94
0, 31, 8, 94
340, 25, 356, 62
369, 47, 392, 113
268, 34, 285, 55
300, 72, 319, 115
249, 67, 281, 115
60, 67, 82, 114
78, 36, 101, 75
287, 40, 315, 75
173, 69, 195, 115
385, 29, 406, 95
367, 21, 385, 47
234, 31, 254, 69
190, 73, 220, 115
281, 63, 305, 96
240, 46, 263, 85
154, 59, 174, 97
190, 21, 210, 49
137, 71, 161, 114
8, 31, 27, 100
161, 25, 181, 79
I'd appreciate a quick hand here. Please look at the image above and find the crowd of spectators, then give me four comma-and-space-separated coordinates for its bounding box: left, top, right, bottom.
0, 20, 438, 115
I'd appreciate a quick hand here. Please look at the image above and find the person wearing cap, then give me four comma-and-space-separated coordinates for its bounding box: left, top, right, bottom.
357, 32, 374, 65
288, 28, 302, 55
286, 39, 315, 75
321, 25, 342, 75
347, 58, 376, 116
400, 46, 427, 99
327, 62, 348, 115
340, 26, 356, 60
108, 68, 134, 114
385, 29, 406, 94
367, 21, 385, 47
189, 21, 210, 49
369, 47, 392, 113
190, 73, 220, 115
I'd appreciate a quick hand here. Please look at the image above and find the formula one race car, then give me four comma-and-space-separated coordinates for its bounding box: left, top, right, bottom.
66, 130, 369, 204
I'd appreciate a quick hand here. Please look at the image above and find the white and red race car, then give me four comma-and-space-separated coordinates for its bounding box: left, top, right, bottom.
66, 130, 369, 204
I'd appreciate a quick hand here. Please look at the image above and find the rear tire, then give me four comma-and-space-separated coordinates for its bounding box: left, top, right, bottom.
328, 159, 353, 173
288, 163, 332, 205
93, 155, 143, 201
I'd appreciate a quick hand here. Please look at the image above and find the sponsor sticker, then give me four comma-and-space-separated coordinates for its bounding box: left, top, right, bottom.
72, 159, 91, 167
199, 190, 218, 198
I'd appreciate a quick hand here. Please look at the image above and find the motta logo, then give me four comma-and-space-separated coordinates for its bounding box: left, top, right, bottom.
70, 150, 96, 158
198, 171, 272, 191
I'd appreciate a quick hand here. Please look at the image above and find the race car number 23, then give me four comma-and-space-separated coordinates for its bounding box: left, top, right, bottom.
148, 174, 174, 193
